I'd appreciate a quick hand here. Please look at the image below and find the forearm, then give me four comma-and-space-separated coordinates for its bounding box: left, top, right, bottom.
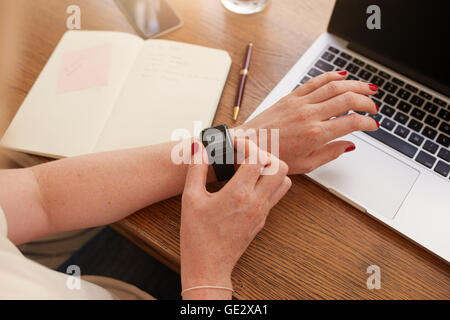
1, 139, 216, 244
32, 141, 219, 232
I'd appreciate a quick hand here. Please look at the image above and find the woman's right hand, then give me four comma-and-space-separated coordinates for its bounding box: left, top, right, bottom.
237, 71, 380, 175
180, 139, 291, 300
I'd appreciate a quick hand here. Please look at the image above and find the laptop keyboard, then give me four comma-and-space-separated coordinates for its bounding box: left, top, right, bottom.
294, 46, 450, 180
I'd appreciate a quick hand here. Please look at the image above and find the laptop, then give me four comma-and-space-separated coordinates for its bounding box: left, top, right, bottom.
247, 0, 450, 262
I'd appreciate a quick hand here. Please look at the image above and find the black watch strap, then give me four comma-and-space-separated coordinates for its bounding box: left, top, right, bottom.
201, 124, 235, 181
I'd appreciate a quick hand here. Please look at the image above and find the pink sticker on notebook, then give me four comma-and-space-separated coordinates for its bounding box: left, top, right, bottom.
57, 44, 112, 94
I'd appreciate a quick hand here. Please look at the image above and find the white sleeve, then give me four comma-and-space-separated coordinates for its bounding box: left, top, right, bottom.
0, 204, 113, 299
0, 204, 7, 237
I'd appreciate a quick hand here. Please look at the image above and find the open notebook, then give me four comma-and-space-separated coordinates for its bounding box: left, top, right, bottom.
1, 31, 231, 158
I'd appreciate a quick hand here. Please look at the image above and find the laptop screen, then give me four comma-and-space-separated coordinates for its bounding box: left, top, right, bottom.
328, 0, 450, 97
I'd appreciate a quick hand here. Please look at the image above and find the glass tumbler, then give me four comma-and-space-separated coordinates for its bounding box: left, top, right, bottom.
221, 0, 270, 15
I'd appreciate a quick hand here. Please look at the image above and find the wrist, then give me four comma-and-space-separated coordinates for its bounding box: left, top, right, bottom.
230, 124, 246, 145
181, 268, 232, 289
182, 286, 233, 300
181, 271, 233, 300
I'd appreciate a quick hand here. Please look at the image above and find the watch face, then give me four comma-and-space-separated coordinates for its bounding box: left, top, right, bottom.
202, 127, 226, 164
202, 126, 234, 165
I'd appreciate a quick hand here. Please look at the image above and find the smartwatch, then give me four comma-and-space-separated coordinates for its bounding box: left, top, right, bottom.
201, 124, 236, 181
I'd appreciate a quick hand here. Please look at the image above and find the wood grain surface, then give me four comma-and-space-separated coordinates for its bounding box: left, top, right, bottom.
1, 0, 448, 299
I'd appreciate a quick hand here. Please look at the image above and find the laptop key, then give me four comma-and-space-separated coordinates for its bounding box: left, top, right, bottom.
358, 69, 372, 80
394, 112, 409, 124
408, 132, 424, 146
370, 75, 385, 87
434, 161, 450, 177
437, 109, 449, 121
419, 91, 432, 100
392, 77, 404, 86
410, 95, 425, 107
396, 88, 411, 100
433, 97, 446, 108
315, 59, 334, 72
378, 71, 391, 79
307, 68, 322, 77
300, 76, 310, 84
424, 114, 439, 128
422, 127, 437, 140
340, 52, 352, 60
347, 75, 358, 80
368, 113, 382, 122
365, 64, 377, 73
383, 82, 398, 94
424, 102, 438, 114
411, 108, 425, 120
321, 52, 335, 62
383, 94, 398, 106
328, 46, 340, 54
398, 101, 412, 113
405, 84, 418, 93
333, 57, 347, 68
352, 58, 364, 66
373, 89, 385, 99
436, 134, 450, 148
381, 105, 395, 117
439, 122, 450, 135
415, 151, 436, 168
407, 119, 423, 132
346, 63, 359, 74
437, 148, 450, 162
381, 118, 395, 131
423, 140, 439, 154
364, 128, 417, 158
394, 125, 410, 138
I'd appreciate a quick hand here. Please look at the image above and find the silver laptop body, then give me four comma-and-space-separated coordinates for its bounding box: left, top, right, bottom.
247, 31, 450, 262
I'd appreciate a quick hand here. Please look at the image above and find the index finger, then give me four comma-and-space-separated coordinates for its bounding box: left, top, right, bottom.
303, 80, 378, 104
184, 141, 209, 195
293, 70, 348, 97
226, 139, 270, 190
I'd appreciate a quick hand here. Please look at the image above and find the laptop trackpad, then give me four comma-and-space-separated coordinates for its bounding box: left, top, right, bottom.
308, 134, 420, 220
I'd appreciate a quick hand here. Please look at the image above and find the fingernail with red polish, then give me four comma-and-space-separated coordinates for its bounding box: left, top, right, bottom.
338, 70, 347, 76
191, 142, 199, 156
345, 145, 356, 153
375, 104, 380, 112
375, 121, 380, 128
369, 84, 378, 92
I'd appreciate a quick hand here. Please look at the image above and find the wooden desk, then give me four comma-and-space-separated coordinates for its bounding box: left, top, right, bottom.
1, 0, 448, 299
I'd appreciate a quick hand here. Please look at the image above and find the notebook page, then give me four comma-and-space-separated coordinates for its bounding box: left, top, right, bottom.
93, 39, 231, 152
0, 31, 143, 158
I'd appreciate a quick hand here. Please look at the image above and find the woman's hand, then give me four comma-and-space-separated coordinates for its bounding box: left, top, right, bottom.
236, 71, 380, 174
180, 140, 291, 300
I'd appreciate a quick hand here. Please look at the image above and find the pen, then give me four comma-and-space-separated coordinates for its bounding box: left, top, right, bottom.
233, 42, 253, 121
